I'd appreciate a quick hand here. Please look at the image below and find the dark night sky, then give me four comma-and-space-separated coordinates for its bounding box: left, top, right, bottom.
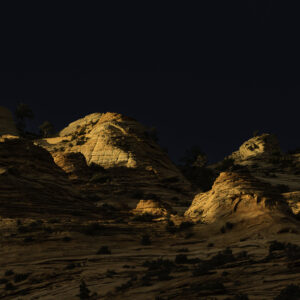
0, 1, 299, 163
0, 72, 299, 164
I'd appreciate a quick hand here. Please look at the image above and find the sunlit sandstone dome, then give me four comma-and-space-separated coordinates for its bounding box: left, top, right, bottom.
37, 112, 190, 187
0, 106, 18, 136
185, 171, 293, 224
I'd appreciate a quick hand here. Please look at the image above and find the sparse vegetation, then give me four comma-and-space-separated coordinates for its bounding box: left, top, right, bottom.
78, 279, 91, 299
82, 222, 104, 236
97, 246, 111, 254
274, 284, 300, 300
14, 272, 30, 283
141, 234, 151, 245
132, 213, 155, 222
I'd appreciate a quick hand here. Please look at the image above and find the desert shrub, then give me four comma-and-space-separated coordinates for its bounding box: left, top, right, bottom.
144, 193, 161, 201
89, 162, 106, 172
161, 176, 180, 184
275, 184, 290, 193
269, 241, 300, 260
131, 190, 145, 199
24, 236, 34, 243
82, 222, 104, 236
210, 247, 235, 267
221, 221, 234, 233
132, 213, 155, 222
14, 273, 29, 283
287, 147, 300, 155
78, 279, 91, 299
207, 243, 214, 247
217, 158, 235, 171
0, 278, 8, 284
176, 248, 189, 253
179, 165, 216, 192
179, 221, 194, 230
175, 254, 189, 264
105, 269, 116, 278
97, 246, 111, 254
142, 258, 174, 281
141, 234, 151, 245
5, 282, 16, 290
65, 263, 81, 270
89, 174, 110, 183
227, 294, 249, 300
115, 279, 134, 292
274, 284, 300, 300
4, 270, 14, 276
62, 236, 72, 242
190, 279, 226, 294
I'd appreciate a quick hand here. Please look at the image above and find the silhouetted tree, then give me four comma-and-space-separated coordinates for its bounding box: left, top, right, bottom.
180, 145, 207, 167
39, 121, 55, 138
15, 102, 34, 135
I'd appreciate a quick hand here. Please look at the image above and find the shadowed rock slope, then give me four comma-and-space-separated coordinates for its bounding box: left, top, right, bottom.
0, 138, 97, 218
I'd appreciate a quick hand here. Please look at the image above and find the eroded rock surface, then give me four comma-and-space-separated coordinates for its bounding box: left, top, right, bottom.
185, 171, 293, 224
0, 139, 95, 218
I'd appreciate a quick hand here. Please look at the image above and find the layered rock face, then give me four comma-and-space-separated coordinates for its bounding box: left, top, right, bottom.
185, 172, 292, 224
132, 199, 172, 216
0, 106, 18, 136
230, 133, 281, 162
0, 139, 95, 218
35, 112, 191, 206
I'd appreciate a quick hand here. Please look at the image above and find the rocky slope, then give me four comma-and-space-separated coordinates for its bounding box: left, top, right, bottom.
0, 138, 96, 218
212, 133, 300, 193
185, 171, 295, 228
35, 112, 192, 209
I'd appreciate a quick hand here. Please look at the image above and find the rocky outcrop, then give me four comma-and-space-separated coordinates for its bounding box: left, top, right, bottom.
0, 106, 18, 136
282, 191, 300, 215
35, 112, 191, 206
230, 133, 281, 161
0, 139, 96, 218
132, 199, 172, 216
52, 152, 91, 179
185, 172, 292, 224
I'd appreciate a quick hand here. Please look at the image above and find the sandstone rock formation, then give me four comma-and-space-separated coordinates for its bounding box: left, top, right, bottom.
185, 172, 293, 224
282, 191, 300, 215
132, 199, 171, 216
0, 106, 18, 136
35, 112, 192, 207
0, 138, 96, 218
230, 133, 281, 162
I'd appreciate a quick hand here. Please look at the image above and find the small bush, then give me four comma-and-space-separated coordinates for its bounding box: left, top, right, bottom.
82, 222, 104, 236
132, 213, 155, 222
179, 221, 194, 231
131, 190, 145, 199
5, 282, 16, 290
89, 174, 110, 183
175, 254, 188, 264
141, 234, 151, 246
14, 273, 30, 283
78, 279, 91, 299
97, 246, 111, 254
176, 248, 189, 253
105, 269, 116, 278
275, 184, 290, 193
4, 270, 14, 276
274, 284, 300, 300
